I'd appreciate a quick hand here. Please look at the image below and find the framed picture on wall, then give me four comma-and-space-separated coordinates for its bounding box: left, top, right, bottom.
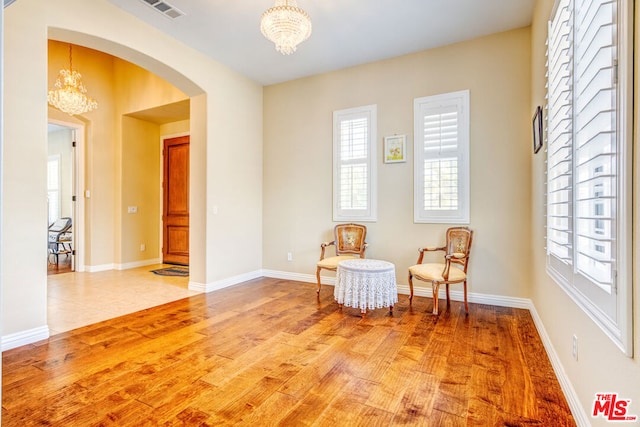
533, 106, 543, 154
384, 135, 406, 163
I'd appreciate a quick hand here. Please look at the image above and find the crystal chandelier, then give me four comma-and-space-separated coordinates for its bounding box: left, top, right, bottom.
260, 0, 312, 55
48, 45, 98, 116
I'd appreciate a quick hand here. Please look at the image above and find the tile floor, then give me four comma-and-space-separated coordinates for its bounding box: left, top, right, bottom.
47, 264, 201, 335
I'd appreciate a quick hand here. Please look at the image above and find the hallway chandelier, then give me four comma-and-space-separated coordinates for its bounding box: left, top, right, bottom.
260, 0, 312, 55
48, 45, 98, 116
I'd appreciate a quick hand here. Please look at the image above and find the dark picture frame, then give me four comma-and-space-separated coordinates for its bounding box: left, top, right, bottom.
533, 105, 543, 154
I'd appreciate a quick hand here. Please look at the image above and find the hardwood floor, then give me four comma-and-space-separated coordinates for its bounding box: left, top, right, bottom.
2, 278, 575, 426
47, 253, 73, 275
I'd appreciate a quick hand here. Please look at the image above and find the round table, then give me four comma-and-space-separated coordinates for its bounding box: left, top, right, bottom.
334, 259, 398, 315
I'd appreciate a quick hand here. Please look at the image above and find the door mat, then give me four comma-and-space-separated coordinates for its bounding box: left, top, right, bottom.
150, 267, 189, 277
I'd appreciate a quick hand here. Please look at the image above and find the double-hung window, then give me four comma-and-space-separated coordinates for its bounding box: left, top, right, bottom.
414, 90, 470, 224
546, 0, 632, 355
333, 105, 377, 221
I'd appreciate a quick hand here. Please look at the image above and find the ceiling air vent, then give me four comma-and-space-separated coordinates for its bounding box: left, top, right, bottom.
140, 0, 185, 19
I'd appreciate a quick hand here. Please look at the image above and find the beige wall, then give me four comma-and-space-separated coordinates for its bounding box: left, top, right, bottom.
120, 117, 191, 265
161, 120, 190, 137
263, 28, 533, 299
530, 1, 639, 425
112, 52, 189, 267
121, 116, 161, 264
3, 0, 263, 337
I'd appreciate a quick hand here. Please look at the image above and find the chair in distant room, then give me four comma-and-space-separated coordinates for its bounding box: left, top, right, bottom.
408, 226, 473, 315
48, 217, 72, 265
316, 223, 367, 294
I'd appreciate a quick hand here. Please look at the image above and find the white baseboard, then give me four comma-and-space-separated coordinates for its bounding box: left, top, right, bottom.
2, 325, 50, 352
261, 269, 325, 284
116, 258, 162, 270
85, 263, 115, 273
188, 280, 208, 292
189, 270, 263, 293
527, 303, 589, 427
261, 270, 531, 309
84, 258, 162, 272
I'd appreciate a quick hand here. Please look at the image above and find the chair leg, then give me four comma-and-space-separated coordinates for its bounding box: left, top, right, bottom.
463, 280, 469, 315
316, 267, 322, 294
446, 284, 450, 306
408, 273, 414, 305
432, 282, 440, 315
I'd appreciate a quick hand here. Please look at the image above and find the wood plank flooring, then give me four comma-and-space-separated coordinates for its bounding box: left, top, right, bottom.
2, 278, 575, 426
47, 253, 72, 275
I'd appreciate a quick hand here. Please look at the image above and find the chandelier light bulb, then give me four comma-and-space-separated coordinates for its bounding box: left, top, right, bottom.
260, 0, 312, 55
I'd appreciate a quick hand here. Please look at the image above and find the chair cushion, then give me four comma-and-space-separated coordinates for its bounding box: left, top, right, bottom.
317, 255, 359, 270
409, 263, 466, 283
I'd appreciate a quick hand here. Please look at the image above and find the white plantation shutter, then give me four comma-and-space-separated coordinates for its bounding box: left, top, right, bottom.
423, 108, 459, 211
333, 105, 377, 221
573, 0, 616, 289
546, 0, 632, 355
339, 117, 368, 210
414, 90, 469, 223
546, 0, 574, 270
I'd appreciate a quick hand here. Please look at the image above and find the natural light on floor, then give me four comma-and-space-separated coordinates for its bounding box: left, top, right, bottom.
47, 265, 201, 335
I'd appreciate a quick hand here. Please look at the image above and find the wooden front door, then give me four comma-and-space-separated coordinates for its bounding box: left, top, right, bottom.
163, 136, 189, 265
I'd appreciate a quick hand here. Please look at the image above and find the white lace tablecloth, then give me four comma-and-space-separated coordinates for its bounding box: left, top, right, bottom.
334, 259, 398, 313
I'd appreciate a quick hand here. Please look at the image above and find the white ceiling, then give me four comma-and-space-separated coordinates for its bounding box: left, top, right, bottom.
106, 0, 536, 86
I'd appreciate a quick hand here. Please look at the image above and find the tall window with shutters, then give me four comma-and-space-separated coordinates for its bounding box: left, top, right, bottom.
414, 90, 470, 224
546, 0, 632, 355
333, 105, 377, 222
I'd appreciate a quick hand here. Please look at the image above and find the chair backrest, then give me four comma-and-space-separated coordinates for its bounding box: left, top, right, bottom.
48, 217, 72, 243
334, 223, 367, 256
445, 226, 473, 271
49, 217, 72, 233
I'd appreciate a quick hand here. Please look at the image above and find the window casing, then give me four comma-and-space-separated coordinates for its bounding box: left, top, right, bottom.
333, 105, 377, 221
414, 90, 470, 224
546, 0, 632, 355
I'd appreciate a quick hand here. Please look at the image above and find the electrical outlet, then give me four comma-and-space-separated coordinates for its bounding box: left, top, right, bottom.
140, 243, 146, 251
572, 335, 578, 360
287, 252, 292, 261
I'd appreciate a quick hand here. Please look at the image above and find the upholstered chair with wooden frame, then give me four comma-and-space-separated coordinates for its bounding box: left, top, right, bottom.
408, 226, 473, 315
316, 223, 368, 294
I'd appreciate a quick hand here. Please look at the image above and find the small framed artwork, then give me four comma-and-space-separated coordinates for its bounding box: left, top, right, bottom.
532, 105, 543, 154
384, 135, 406, 163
